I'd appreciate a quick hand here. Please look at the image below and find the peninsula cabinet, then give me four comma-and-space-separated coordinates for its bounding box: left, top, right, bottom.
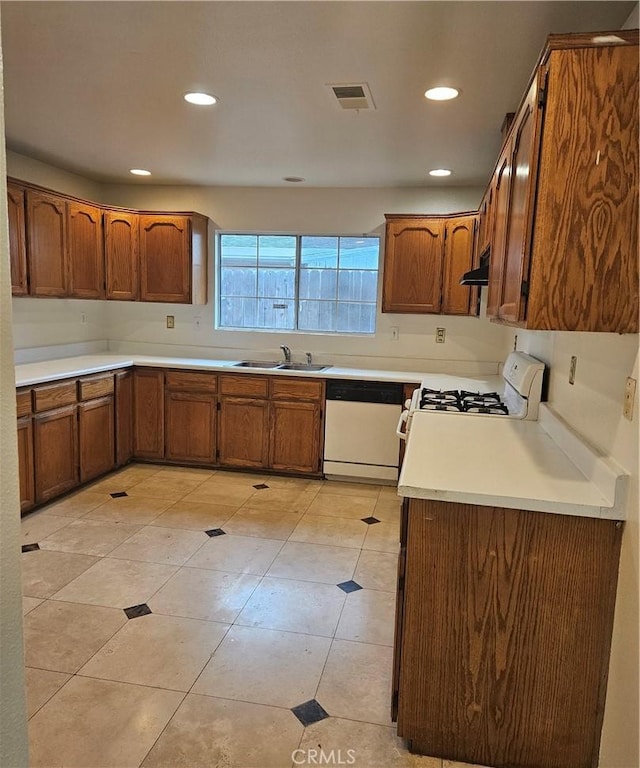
393, 497, 622, 768
26, 189, 67, 297
164, 371, 218, 465
8, 181, 28, 295
104, 211, 139, 301
486, 32, 639, 332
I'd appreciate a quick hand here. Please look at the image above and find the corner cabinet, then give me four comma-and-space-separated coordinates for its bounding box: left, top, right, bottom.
487, 32, 639, 332
8, 181, 28, 295
382, 214, 476, 315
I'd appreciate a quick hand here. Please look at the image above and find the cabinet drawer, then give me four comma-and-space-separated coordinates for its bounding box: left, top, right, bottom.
220, 374, 269, 398
79, 374, 115, 401
271, 377, 324, 401
165, 370, 217, 392
16, 389, 32, 417
33, 380, 78, 412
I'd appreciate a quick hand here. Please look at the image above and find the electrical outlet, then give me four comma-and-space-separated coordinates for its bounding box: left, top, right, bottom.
623, 377, 636, 421
569, 356, 577, 385
513, 334, 518, 351
194, 316, 202, 330
435, 328, 446, 344
391, 326, 399, 341
166, 315, 175, 329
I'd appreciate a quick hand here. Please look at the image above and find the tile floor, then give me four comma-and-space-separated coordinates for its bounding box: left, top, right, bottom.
20, 463, 487, 768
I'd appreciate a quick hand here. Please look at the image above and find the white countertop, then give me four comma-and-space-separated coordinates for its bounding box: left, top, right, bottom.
14, 353, 431, 388
398, 406, 627, 520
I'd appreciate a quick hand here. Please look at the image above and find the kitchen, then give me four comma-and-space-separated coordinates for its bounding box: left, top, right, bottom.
0, 2, 638, 768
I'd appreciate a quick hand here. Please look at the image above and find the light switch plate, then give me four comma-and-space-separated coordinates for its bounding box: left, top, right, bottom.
166, 315, 175, 329
623, 377, 636, 421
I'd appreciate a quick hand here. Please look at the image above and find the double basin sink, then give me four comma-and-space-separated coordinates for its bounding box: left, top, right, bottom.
234, 361, 331, 372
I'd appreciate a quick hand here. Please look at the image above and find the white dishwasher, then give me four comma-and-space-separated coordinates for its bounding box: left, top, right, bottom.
323, 379, 404, 483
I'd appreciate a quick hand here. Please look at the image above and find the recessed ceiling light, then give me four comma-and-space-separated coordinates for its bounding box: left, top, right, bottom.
424, 86, 459, 101
184, 92, 217, 106
429, 169, 452, 177
129, 169, 151, 176
283, 176, 305, 183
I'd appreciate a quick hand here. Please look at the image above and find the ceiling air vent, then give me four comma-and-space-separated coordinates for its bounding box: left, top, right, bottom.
326, 82, 376, 111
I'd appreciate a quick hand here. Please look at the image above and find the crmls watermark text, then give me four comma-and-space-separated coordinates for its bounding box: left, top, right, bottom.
292, 748, 356, 765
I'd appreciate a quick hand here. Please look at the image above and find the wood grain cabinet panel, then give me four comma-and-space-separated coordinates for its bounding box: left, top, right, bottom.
16, 389, 32, 418
269, 400, 322, 474
34, 405, 78, 503
78, 396, 115, 483
79, 374, 114, 401
165, 391, 217, 464
441, 216, 476, 315
218, 397, 269, 469
104, 210, 139, 300
26, 190, 67, 297
140, 215, 192, 303
132, 368, 165, 459
17, 416, 35, 513
115, 370, 133, 467
33, 380, 77, 412
165, 370, 217, 392
8, 181, 28, 296
67, 202, 105, 299
486, 148, 512, 319
395, 498, 622, 768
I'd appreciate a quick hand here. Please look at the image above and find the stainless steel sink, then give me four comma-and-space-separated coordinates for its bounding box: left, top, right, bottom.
276, 363, 331, 372
233, 361, 281, 369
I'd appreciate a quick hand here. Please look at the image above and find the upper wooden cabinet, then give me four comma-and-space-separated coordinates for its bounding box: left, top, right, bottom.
382, 214, 475, 315
67, 202, 105, 299
8, 181, 28, 296
26, 190, 67, 297
140, 213, 208, 304
104, 211, 139, 301
487, 33, 639, 332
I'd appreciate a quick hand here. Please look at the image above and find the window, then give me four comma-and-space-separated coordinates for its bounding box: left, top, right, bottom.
217, 233, 380, 334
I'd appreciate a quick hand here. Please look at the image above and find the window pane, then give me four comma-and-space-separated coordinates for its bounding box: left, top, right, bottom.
338, 270, 378, 302
219, 297, 258, 328
298, 300, 337, 332
300, 268, 337, 300
338, 237, 379, 269
258, 235, 296, 268
220, 235, 257, 267
256, 298, 295, 330
301, 236, 338, 269
221, 267, 257, 297
258, 268, 295, 298
336, 302, 376, 333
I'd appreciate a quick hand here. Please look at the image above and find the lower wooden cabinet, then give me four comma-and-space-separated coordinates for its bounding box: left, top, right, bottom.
218, 397, 269, 469
17, 416, 35, 512
34, 405, 78, 503
270, 401, 322, 473
394, 497, 623, 768
78, 396, 115, 482
165, 391, 217, 464
115, 370, 133, 466
133, 368, 165, 459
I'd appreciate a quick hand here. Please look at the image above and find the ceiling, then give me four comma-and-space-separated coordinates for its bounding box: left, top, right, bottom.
1, 1, 635, 188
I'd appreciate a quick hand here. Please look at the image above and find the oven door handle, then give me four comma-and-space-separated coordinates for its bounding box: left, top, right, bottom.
396, 409, 409, 441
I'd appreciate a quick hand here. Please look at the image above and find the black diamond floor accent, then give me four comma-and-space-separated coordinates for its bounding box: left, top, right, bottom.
253, 483, 269, 490
124, 603, 152, 620
205, 528, 226, 537
21, 543, 40, 553
110, 491, 128, 498
291, 699, 330, 727
361, 516, 381, 525
337, 580, 362, 594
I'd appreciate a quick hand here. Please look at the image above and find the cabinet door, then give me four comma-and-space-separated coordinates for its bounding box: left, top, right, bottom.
382, 217, 444, 313
115, 370, 133, 467
218, 397, 269, 469
26, 190, 67, 297
270, 400, 322, 474
441, 216, 475, 315
78, 397, 115, 482
34, 405, 78, 503
133, 369, 165, 459
17, 416, 35, 513
139, 215, 191, 303
165, 391, 217, 464
67, 202, 105, 299
8, 182, 28, 296
105, 210, 139, 300
486, 148, 512, 318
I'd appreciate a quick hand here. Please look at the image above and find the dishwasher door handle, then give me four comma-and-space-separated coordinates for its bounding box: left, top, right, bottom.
396, 410, 409, 441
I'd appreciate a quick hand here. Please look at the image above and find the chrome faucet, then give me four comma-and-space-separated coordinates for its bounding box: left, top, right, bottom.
280, 345, 291, 363
305, 352, 313, 365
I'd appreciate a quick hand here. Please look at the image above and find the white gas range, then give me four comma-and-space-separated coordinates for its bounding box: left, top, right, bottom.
397, 352, 545, 440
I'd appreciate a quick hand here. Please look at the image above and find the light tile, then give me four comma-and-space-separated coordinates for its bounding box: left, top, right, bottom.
354, 550, 398, 592
21, 550, 99, 598
373, 496, 403, 524
193, 624, 331, 708
204, 470, 274, 486
185, 534, 283, 575
141, 694, 302, 768
363, 521, 400, 553
335, 589, 396, 646
108, 526, 208, 566
38, 518, 142, 556
289, 515, 368, 549
28, 676, 183, 768
39, 490, 112, 519
126, 473, 207, 501
182, 482, 255, 506
318, 480, 382, 498
242, 486, 318, 513
236, 576, 345, 637
79, 613, 229, 691
306, 493, 377, 520
154, 467, 215, 479
24, 600, 126, 673
51, 557, 178, 608
224, 507, 302, 540
266, 541, 359, 584
84, 494, 174, 524
23, 596, 44, 615
316, 639, 394, 726
87, 468, 161, 493
299, 717, 441, 767
21, 511, 73, 544
149, 567, 260, 622
149, 500, 238, 531
24, 668, 71, 719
